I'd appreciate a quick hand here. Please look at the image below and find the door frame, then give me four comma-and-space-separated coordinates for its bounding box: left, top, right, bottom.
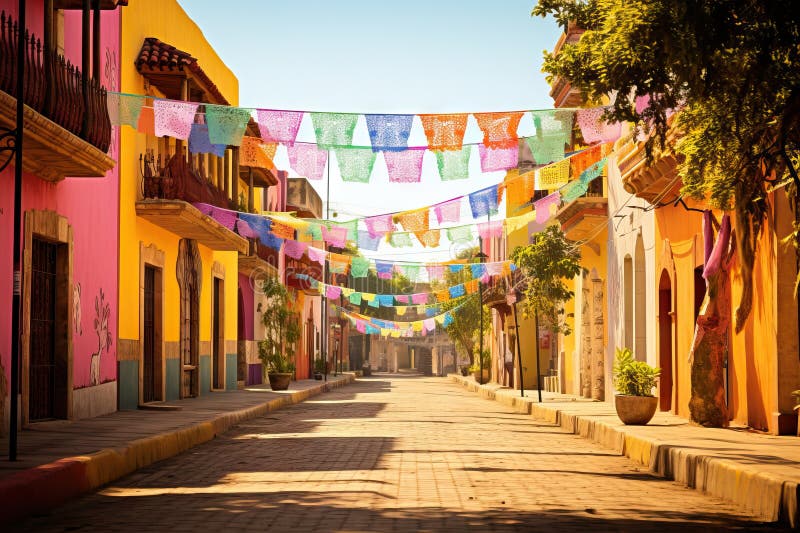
21, 210, 74, 425
139, 243, 165, 404
211, 261, 226, 391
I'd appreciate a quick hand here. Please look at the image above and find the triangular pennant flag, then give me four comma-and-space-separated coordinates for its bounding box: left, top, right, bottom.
205, 105, 252, 146
310, 112, 359, 148
395, 209, 429, 232
107, 93, 144, 128
384, 148, 425, 183
528, 109, 574, 164
434, 199, 461, 224
365, 114, 414, 151
334, 147, 376, 183
576, 107, 622, 144
536, 158, 571, 190
415, 229, 441, 248
153, 100, 197, 140
286, 144, 327, 181
434, 147, 471, 181
188, 124, 226, 157
240, 137, 277, 169
468, 185, 499, 219
478, 144, 518, 172
473, 112, 525, 149
256, 109, 304, 146
419, 114, 469, 151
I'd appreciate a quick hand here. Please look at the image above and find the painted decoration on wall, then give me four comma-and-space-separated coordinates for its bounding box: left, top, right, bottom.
90, 288, 113, 386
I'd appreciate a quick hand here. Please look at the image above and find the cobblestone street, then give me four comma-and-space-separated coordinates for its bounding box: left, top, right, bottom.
16, 376, 783, 532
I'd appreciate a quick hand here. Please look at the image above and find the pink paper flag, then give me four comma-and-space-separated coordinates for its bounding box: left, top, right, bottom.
364, 214, 396, 239
423, 318, 436, 332
287, 144, 328, 181
235, 219, 258, 239
207, 206, 236, 230
256, 109, 304, 146
284, 240, 308, 260
395, 295, 410, 304
534, 191, 561, 224
384, 148, 425, 183
426, 265, 445, 279
411, 293, 428, 305
478, 144, 519, 172
322, 225, 348, 248
434, 199, 461, 224
153, 100, 198, 140
326, 285, 342, 300
485, 262, 503, 277
308, 246, 327, 266
477, 220, 504, 240
356, 321, 366, 334
576, 107, 622, 144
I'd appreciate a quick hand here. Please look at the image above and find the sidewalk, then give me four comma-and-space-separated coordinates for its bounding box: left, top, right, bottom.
0, 374, 355, 522
450, 374, 800, 528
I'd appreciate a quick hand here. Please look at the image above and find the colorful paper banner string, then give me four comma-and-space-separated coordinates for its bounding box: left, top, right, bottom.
365, 114, 414, 151
384, 148, 425, 183
257, 109, 304, 146
287, 144, 328, 181
474, 112, 525, 149
311, 112, 359, 148
206, 105, 252, 146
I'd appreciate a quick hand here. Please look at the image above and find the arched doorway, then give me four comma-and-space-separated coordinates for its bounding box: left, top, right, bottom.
658, 270, 674, 411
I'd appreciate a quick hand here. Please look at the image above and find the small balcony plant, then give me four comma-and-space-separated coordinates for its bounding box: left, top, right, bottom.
258, 275, 299, 391
613, 347, 661, 425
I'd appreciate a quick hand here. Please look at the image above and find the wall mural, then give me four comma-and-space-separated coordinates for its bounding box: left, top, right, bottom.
90, 288, 113, 386
73, 282, 83, 336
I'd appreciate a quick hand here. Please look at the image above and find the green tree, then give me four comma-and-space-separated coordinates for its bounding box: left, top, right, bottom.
533, 0, 800, 331
433, 247, 490, 366
510, 225, 583, 336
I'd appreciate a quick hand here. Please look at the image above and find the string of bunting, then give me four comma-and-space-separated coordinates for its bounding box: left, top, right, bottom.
107, 91, 621, 183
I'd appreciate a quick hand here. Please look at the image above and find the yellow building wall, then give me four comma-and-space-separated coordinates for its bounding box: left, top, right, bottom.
117, 0, 242, 399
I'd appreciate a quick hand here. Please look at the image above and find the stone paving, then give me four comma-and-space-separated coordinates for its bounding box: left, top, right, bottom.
14, 375, 787, 532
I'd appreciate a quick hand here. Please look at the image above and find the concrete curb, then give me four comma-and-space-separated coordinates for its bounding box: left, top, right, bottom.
450, 374, 798, 528
1, 374, 355, 523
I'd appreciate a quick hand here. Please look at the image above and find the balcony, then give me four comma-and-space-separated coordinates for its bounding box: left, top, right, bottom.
482, 277, 511, 313
136, 153, 248, 253
548, 21, 585, 109
554, 177, 608, 243
618, 130, 683, 205
0, 11, 114, 181
239, 240, 278, 279
286, 255, 323, 295
286, 177, 322, 219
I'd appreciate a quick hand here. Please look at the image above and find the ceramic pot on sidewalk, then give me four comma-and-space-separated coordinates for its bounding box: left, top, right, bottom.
268, 372, 292, 391
614, 394, 658, 425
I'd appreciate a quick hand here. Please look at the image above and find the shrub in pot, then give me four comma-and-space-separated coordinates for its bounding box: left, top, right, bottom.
469, 349, 491, 384
259, 275, 299, 391
613, 348, 661, 425
313, 357, 325, 380
792, 390, 800, 436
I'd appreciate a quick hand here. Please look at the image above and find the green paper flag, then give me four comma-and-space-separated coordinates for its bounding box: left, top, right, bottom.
350, 257, 370, 278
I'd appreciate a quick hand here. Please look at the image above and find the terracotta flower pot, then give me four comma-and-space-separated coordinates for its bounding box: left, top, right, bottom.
473, 369, 490, 384
614, 394, 658, 425
268, 372, 292, 391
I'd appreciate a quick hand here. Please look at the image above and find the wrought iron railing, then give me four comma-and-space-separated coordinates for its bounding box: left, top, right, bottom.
0, 10, 110, 152
139, 152, 235, 210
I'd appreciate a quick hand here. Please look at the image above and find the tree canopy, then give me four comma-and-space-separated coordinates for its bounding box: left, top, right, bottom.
533, 0, 800, 331
510, 225, 583, 335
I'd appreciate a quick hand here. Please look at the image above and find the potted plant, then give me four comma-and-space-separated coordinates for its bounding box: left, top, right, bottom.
313, 357, 325, 381
258, 275, 300, 391
469, 349, 491, 384
613, 347, 661, 425
792, 390, 800, 436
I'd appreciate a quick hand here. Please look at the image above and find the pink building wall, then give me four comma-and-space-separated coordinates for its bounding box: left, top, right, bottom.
0, 2, 121, 395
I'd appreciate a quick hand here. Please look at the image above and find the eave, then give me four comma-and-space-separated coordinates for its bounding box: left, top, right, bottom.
554, 197, 609, 242
136, 199, 249, 254
0, 91, 115, 182
55, 0, 128, 9
238, 254, 278, 278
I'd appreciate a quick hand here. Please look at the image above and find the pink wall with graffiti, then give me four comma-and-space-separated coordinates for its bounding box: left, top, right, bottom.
0, 2, 120, 392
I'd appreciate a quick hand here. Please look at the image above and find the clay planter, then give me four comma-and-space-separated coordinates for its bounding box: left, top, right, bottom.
615, 394, 658, 425
268, 372, 292, 391
313, 372, 323, 381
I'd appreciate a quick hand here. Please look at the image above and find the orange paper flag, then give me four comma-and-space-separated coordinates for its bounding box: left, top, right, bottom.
474, 112, 525, 149
419, 114, 469, 151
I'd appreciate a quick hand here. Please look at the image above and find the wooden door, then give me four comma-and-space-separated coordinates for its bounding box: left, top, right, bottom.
212, 278, 223, 390
29, 239, 58, 420
143, 266, 156, 403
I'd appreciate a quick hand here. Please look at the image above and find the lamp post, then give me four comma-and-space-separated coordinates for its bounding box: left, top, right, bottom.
474, 245, 488, 384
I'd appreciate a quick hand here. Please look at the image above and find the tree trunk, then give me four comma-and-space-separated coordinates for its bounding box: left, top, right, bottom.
689, 213, 734, 427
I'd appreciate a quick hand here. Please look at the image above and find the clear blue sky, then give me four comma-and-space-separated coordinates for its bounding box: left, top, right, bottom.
178, 1, 562, 259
